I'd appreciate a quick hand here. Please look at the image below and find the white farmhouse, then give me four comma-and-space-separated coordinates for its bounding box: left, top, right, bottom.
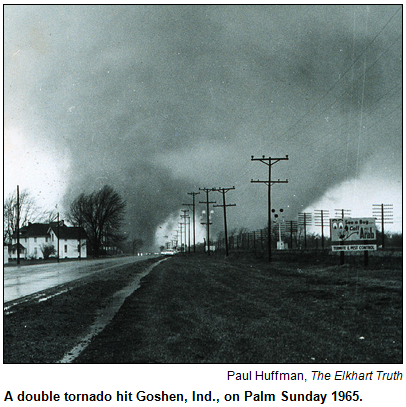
10, 221, 87, 260
48, 221, 87, 259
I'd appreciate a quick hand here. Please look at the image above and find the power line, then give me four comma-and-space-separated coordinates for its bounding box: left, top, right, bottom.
233, 74, 400, 199
235, 80, 401, 196
281, 37, 402, 146
305, 86, 401, 152
274, 6, 401, 146
312, 101, 401, 163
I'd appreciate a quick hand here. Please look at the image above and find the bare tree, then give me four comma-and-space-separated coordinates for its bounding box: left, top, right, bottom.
39, 209, 59, 223
3, 189, 40, 243
68, 185, 126, 257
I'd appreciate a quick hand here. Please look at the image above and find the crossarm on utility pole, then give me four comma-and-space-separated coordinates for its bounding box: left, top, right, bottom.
199, 188, 216, 256
212, 187, 236, 257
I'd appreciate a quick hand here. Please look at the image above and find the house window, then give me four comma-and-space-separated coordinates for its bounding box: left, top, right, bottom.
46, 237, 49, 243
64, 245, 68, 253
34, 237, 37, 242
52, 234, 54, 242
25, 238, 27, 242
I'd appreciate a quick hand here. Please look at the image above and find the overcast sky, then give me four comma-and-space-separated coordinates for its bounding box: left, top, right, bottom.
4, 5, 402, 248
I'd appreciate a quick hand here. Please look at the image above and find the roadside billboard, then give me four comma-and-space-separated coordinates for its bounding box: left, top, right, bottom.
330, 217, 376, 242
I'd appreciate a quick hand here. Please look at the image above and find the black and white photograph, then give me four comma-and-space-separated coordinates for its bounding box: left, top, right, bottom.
3, 3, 402, 372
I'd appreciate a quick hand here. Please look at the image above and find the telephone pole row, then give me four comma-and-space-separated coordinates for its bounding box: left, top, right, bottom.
251, 155, 289, 262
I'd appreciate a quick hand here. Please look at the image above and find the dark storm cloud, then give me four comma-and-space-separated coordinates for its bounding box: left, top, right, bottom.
5, 5, 402, 246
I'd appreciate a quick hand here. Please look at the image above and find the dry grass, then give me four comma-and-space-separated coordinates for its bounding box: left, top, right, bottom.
75, 253, 402, 364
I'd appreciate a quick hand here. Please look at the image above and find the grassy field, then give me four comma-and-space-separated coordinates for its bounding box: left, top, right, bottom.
74, 252, 402, 364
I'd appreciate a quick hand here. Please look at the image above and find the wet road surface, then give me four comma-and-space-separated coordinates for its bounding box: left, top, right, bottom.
4, 256, 159, 303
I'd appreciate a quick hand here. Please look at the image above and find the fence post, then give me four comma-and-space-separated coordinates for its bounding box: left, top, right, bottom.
364, 250, 369, 268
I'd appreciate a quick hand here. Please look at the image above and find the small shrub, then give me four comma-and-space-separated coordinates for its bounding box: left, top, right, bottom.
40, 244, 56, 260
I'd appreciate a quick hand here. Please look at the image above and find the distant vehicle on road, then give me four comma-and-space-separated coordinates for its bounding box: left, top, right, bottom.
161, 249, 177, 256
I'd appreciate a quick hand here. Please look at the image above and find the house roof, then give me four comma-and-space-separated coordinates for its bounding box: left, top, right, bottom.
12, 222, 87, 241
48, 224, 87, 240
11, 223, 49, 239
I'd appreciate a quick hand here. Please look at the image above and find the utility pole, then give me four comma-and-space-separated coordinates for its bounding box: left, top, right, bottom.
199, 188, 216, 256
186, 192, 200, 253
260, 228, 264, 251
178, 223, 184, 252
251, 155, 289, 262
335, 209, 351, 219
16, 185, 20, 265
187, 215, 191, 253
372, 204, 393, 249
178, 222, 183, 253
298, 212, 312, 250
314, 209, 329, 250
334, 209, 351, 264
287, 220, 298, 249
181, 209, 189, 254
78, 218, 82, 260
212, 187, 236, 257
57, 212, 60, 262
173, 230, 180, 251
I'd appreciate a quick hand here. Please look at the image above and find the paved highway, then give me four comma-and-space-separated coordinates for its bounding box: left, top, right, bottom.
4, 255, 159, 303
